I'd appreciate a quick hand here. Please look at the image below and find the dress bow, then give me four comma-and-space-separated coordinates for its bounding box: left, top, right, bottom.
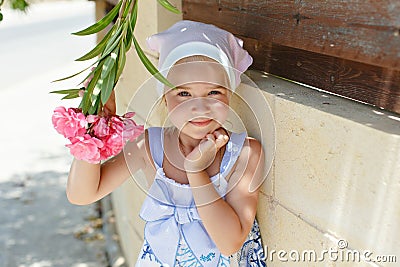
139, 176, 223, 266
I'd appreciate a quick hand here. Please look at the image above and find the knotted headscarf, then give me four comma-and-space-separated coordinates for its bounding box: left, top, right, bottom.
146, 20, 253, 95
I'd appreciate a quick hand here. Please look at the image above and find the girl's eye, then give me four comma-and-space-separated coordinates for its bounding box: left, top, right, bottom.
177, 91, 190, 97
208, 90, 221, 95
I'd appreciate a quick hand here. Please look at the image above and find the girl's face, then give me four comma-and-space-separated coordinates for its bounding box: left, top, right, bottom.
165, 82, 230, 139
164, 60, 231, 139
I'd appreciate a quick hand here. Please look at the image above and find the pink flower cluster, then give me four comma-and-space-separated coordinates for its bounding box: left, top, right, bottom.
52, 106, 144, 164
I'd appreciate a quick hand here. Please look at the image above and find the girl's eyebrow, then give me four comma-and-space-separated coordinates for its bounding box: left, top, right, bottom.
175, 85, 225, 90
175, 86, 191, 90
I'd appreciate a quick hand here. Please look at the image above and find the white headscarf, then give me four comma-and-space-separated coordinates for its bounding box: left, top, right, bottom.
146, 20, 253, 96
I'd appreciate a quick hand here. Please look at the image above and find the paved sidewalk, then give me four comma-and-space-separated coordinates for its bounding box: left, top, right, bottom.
0, 165, 108, 266
0, 1, 111, 266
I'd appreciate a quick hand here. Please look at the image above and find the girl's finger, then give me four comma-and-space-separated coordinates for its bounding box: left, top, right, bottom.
214, 130, 229, 148
214, 130, 224, 139
206, 133, 215, 141
216, 127, 228, 135
199, 134, 214, 146
78, 89, 85, 98
104, 90, 116, 115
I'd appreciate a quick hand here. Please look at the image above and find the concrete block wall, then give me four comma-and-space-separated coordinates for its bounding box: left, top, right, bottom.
107, 0, 183, 265
248, 72, 400, 267
105, 2, 400, 266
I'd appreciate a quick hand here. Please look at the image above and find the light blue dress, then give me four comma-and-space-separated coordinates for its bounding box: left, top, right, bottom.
135, 127, 266, 267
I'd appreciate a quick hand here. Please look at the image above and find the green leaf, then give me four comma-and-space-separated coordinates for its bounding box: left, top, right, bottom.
116, 41, 126, 81
125, 23, 133, 51
89, 94, 101, 114
101, 47, 118, 80
72, 1, 122, 36
55, 50, 115, 84
100, 26, 123, 58
120, 0, 132, 18
132, 36, 159, 74
157, 0, 180, 14
90, 83, 101, 109
81, 85, 94, 114
61, 92, 80, 99
133, 36, 175, 89
125, 1, 138, 51
100, 64, 116, 104
50, 89, 81, 94
52, 64, 95, 82
81, 62, 103, 114
131, 0, 139, 29
78, 68, 95, 87
75, 26, 115, 61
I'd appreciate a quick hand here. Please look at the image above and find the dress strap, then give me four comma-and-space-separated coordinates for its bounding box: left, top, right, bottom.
148, 127, 247, 175
147, 127, 164, 168
220, 131, 247, 176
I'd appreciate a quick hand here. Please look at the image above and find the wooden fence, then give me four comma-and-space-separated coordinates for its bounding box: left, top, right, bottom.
102, 0, 400, 114
183, 0, 400, 114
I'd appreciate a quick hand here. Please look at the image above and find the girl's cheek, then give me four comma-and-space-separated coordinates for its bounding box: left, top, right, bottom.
167, 98, 229, 126
167, 103, 189, 129
212, 100, 229, 123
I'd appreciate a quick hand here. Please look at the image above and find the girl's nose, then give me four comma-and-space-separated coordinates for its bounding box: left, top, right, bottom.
191, 97, 211, 115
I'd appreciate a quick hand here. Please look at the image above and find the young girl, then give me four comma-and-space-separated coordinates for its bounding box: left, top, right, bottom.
67, 20, 266, 267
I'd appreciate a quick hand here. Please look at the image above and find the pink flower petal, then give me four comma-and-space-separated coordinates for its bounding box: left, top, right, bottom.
52, 106, 88, 138
123, 112, 136, 118
66, 134, 103, 164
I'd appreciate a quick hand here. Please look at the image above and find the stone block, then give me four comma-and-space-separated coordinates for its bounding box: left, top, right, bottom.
257, 192, 381, 267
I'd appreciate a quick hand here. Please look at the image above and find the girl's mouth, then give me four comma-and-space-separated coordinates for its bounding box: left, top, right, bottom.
189, 119, 212, 127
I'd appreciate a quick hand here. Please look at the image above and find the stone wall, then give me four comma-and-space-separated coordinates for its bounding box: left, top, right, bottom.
102, 1, 400, 266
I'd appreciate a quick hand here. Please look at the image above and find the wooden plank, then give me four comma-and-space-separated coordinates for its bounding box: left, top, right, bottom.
183, 0, 400, 70
244, 40, 400, 113
183, 0, 400, 114
103, 0, 119, 6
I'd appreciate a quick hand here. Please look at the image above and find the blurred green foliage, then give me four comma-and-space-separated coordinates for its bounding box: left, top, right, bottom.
0, 0, 30, 21
10, 0, 29, 11
51, 0, 180, 115
0, 0, 180, 114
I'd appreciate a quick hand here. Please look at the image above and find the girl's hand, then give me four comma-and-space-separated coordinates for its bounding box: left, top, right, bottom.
101, 90, 116, 116
183, 128, 229, 173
